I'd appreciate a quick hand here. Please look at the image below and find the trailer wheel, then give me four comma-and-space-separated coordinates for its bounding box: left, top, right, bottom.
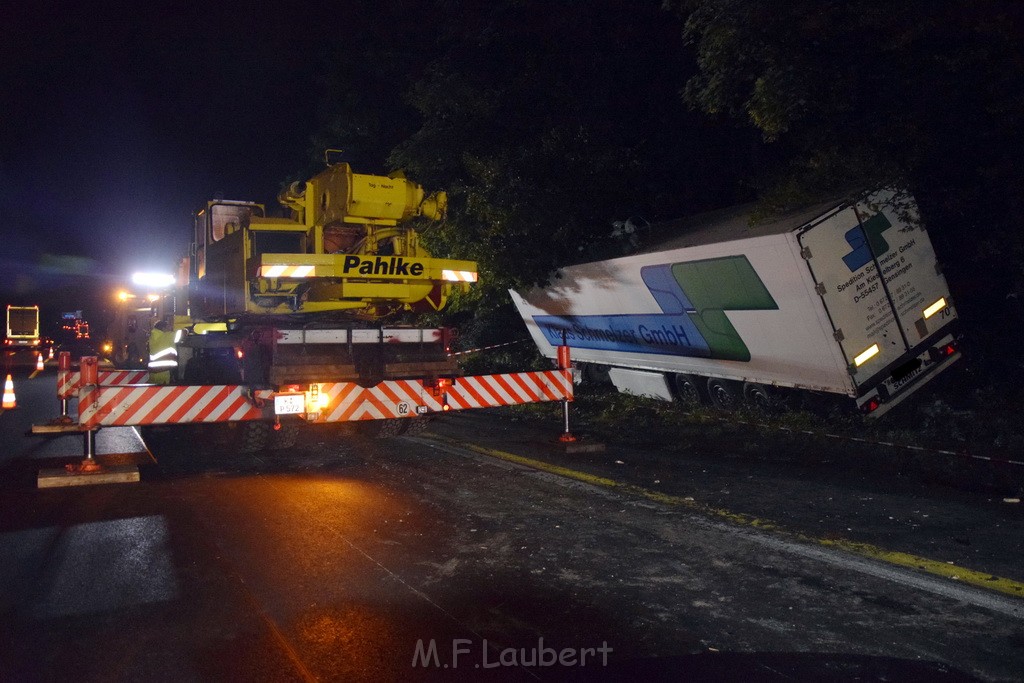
237, 421, 271, 453
743, 382, 779, 414
706, 378, 739, 411
672, 374, 704, 406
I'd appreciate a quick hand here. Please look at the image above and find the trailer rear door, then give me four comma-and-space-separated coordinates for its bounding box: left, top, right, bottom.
797, 191, 956, 391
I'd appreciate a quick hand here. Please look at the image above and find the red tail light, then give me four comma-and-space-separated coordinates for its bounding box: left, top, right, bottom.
928, 341, 958, 362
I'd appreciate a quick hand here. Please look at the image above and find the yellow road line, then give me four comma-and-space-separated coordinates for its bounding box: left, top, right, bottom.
426, 434, 1024, 600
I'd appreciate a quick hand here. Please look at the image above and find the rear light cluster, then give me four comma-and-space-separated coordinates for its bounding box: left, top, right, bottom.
930, 341, 958, 360
861, 340, 960, 415
861, 398, 882, 414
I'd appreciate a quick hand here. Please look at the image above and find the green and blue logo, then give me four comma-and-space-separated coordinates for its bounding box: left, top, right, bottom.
534, 255, 778, 362
842, 213, 893, 272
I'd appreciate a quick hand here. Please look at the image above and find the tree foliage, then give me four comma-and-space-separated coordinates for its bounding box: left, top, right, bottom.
315, 0, 756, 306
669, 0, 1024, 291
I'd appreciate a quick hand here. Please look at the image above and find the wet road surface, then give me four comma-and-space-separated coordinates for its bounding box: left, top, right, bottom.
2, 368, 1023, 681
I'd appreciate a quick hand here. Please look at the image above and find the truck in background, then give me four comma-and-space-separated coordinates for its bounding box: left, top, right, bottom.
511, 189, 960, 417
5, 305, 41, 350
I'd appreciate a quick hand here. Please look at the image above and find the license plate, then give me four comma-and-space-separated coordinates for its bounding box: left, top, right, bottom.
274, 393, 305, 415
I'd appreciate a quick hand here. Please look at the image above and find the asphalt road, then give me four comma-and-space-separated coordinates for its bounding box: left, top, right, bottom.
2, 368, 1023, 681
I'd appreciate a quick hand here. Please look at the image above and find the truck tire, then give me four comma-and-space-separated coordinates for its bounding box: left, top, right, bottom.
237, 421, 271, 453
672, 374, 704, 406
743, 382, 779, 414
269, 422, 299, 449
706, 378, 739, 411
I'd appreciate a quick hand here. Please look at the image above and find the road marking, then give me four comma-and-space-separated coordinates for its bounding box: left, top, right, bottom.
419, 434, 1024, 613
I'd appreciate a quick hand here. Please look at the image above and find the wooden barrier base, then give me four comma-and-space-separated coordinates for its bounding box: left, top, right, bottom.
37, 465, 140, 488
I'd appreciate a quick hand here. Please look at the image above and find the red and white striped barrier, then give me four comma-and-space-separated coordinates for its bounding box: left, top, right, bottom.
75, 370, 573, 428
316, 370, 573, 421
446, 370, 572, 410
321, 379, 442, 421
79, 385, 272, 428
58, 369, 150, 399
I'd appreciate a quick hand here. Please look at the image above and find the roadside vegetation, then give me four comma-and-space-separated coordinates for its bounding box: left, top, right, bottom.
478, 346, 1024, 497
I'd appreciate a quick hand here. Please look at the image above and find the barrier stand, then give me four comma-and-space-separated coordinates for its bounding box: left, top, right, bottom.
37, 356, 141, 487
67, 357, 103, 474
554, 337, 604, 453
557, 340, 578, 443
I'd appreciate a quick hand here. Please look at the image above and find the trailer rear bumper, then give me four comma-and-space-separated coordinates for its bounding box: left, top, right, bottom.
856, 334, 960, 418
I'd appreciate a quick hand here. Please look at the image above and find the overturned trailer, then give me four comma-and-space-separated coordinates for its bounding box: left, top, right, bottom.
512, 190, 961, 417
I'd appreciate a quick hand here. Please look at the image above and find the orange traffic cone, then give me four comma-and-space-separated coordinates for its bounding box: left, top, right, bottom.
2, 374, 16, 409
36, 354, 44, 371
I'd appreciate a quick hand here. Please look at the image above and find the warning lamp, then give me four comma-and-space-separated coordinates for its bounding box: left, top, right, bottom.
426, 377, 452, 398
305, 383, 329, 411
235, 347, 245, 360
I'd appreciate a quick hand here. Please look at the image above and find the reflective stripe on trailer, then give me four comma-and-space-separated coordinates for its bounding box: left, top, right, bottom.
58, 370, 151, 399
79, 385, 270, 428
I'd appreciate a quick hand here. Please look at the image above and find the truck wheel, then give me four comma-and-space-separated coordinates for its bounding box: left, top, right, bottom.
672, 374, 704, 406
706, 378, 739, 411
269, 422, 299, 449
743, 382, 778, 414
237, 421, 271, 453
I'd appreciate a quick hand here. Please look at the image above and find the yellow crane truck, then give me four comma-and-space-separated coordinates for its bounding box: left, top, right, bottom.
50, 156, 572, 456
174, 157, 476, 391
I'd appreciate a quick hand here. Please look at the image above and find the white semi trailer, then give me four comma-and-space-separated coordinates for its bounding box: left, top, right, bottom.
511, 190, 961, 417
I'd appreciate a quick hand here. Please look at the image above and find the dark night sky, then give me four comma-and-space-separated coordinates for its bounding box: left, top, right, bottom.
0, 2, 364, 315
